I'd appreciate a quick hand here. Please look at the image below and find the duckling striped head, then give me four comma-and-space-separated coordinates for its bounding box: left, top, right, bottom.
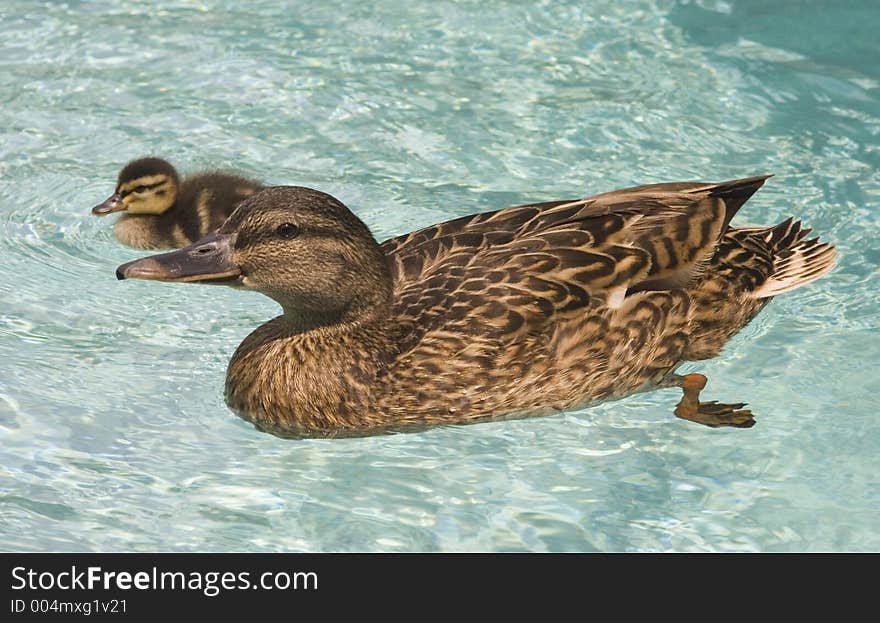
92, 157, 180, 216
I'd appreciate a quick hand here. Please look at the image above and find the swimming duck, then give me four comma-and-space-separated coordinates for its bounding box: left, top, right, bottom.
116, 176, 836, 438
92, 157, 263, 249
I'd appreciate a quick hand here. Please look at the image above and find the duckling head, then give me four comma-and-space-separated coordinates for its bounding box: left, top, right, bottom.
92, 157, 180, 217
116, 186, 393, 327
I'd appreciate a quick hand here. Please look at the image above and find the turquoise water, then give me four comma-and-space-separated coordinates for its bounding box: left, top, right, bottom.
1, 0, 878, 552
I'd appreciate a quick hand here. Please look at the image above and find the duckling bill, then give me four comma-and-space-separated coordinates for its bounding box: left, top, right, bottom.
93, 157, 263, 249
117, 179, 836, 439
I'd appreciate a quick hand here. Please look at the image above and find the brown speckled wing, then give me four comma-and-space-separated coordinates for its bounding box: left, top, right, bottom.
379, 199, 573, 259
383, 179, 767, 334
373, 177, 776, 420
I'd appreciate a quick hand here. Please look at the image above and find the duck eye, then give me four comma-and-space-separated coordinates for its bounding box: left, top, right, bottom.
133, 185, 148, 193
276, 223, 299, 239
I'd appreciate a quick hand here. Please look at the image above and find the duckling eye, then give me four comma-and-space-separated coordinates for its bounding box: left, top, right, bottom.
276, 223, 299, 239
133, 185, 148, 194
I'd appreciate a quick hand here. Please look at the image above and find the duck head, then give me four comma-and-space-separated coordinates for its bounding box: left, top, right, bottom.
116, 186, 393, 327
92, 157, 180, 217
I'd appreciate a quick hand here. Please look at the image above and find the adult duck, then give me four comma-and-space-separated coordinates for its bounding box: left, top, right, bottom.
116, 176, 836, 438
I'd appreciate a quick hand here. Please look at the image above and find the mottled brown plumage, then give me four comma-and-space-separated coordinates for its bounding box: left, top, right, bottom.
92, 157, 263, 249
117, 177, 836, 438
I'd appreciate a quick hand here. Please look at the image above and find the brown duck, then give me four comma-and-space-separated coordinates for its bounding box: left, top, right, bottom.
92, 157, 263, 249
116, 176, 836, 438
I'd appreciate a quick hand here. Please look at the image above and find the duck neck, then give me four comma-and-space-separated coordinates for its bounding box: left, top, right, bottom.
278, 301, 377, 334
225, 296, 396, 436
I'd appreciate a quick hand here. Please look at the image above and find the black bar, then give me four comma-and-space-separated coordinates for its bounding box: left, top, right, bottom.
0, 553, 868, 618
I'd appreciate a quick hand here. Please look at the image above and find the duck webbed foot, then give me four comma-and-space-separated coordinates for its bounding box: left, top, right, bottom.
670, 373, 755, 428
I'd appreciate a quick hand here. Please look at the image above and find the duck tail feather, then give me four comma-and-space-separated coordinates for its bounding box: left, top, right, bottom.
748, 219, 837, 299
698, 174, 773, 232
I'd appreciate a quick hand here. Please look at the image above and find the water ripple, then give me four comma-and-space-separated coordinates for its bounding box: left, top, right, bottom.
0, 0, 877, 552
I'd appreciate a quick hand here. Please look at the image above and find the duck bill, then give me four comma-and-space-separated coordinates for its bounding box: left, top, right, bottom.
92, 193, 126, 215
116, 232, 241, 284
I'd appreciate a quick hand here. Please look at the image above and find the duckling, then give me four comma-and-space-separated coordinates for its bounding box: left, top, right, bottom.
92, 157, 263, 249
117, 177, 836, 439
